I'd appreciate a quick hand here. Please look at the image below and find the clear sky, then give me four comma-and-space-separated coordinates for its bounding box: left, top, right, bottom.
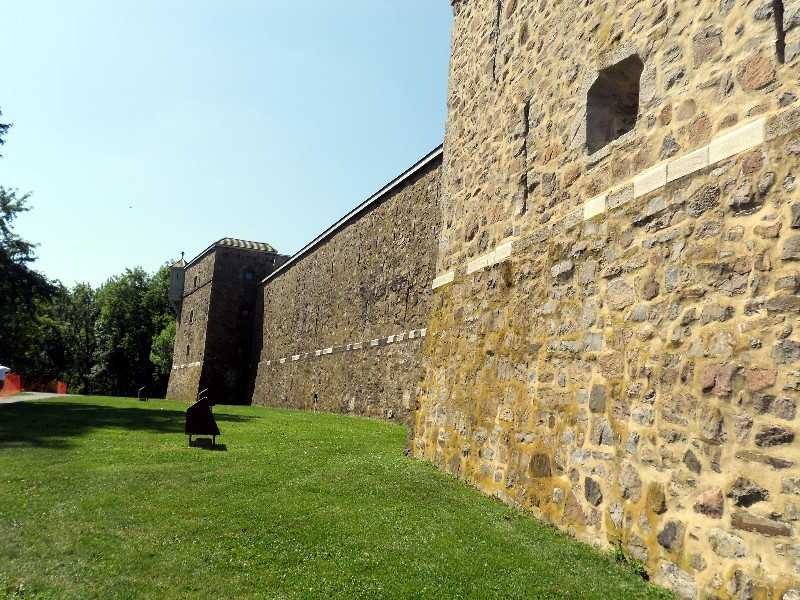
1, 1, 453, 287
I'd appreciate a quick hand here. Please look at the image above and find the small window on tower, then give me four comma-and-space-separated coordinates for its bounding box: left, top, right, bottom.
185, 344, 190, 357
189, 310, 194, 324
193, 275, 198, 288
240, 307, 250, 319
243, 271, 254, 282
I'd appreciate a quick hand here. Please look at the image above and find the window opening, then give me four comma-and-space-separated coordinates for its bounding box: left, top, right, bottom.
185, 344, 190, 357
586, 54, 644, 155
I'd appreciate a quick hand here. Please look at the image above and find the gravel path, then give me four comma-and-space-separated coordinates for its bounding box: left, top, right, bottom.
0, 392, 65, 404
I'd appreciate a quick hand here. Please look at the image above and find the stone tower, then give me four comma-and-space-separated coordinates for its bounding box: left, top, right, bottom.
167, 238, 288, 405
411, 1, 800, 598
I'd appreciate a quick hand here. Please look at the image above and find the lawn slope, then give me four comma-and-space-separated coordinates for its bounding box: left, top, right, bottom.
0, 397, 673, 599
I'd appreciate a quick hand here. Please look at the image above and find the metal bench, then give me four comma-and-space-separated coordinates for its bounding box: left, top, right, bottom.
185, 388, 220, 446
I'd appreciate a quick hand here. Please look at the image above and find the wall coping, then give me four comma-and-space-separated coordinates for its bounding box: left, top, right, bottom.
258, 145, 444, 287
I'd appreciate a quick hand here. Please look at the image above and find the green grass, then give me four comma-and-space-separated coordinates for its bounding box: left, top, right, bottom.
0, 397, 673, 599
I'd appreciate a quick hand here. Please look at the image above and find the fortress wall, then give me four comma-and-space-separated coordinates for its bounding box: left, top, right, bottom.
414, 1, 800, 598
251, 155, 441, 424
167, 252, 216, 402
201, 247, 282, 404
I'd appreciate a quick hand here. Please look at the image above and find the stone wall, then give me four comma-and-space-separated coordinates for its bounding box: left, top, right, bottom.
251, 151, 441, 425
167, 251, 216, 402
413, 1, 800, 598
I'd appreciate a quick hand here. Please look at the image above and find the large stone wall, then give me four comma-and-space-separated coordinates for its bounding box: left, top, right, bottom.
413, 1, 800, 598
167, 252, 216, 402
251, 152, 441, 424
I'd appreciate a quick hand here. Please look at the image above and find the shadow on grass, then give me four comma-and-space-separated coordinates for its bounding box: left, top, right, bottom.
0, 401, 187, 449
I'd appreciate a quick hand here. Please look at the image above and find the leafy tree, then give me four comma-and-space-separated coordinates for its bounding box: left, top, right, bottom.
60, 283, 100, 394
150, 320, 176, 382
0, 109, 57, 376
90, 265, 174, 397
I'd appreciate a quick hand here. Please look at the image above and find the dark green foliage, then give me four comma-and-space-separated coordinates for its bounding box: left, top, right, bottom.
0, 188, 59, 377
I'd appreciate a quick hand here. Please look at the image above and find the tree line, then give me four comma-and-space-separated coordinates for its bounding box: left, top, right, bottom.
0, 109, 176, 397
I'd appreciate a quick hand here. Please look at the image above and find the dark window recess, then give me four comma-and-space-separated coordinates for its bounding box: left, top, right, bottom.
775, 0, 786, 63
193, 275, 198, 288
586, 55, 644, 155
189, 310, 194, 324
185, 344, 190, 357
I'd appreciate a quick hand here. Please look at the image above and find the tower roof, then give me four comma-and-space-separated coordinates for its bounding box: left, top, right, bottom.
182, 237, 279, 269
216, 238, 276, 253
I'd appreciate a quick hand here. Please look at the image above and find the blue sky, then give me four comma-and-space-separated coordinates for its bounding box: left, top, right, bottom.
1, 1, 453, 287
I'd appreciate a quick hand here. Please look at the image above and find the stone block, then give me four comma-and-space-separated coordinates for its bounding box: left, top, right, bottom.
727, 477, 770, 507
707, 529, 747, 558
783, 478, 800, 495
786, 1, 800, 30
737, 52, 776, 90
606, 279, 636, 310
709, 118, 765, 163
767, 107, 800, 141
565, 208, 582, 230
745, 366, 778, 392
694, 489, 724, 518
634, 164, 667, 198
732, 511, 793, 536
755, 425, 795, 446
589, 385, 606, 413
658, 561, 696, 600
667, 146, 709, 182
607, 185, 633, 210
432, 271, 455, 289
584, 477, 602, 506
773, 340, 800, 364
736, 450, 793, 469
583, 194, 606, 220
619, 460, 642, 502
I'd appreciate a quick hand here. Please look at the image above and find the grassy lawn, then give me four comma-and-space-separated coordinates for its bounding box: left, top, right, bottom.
0, 396, 673, 599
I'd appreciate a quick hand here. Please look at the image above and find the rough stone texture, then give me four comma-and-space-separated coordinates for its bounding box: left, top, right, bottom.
755, 425, 796, 447
659, 560, 697, 600
732, 511, 794, 537
252, 157, 441, 424
708, 528, 747, 558
728, 477, 770, 507
657, 520, 685, 553
413, 2, 800, 598
694, 489, 724, 518
168, 242, 288, 404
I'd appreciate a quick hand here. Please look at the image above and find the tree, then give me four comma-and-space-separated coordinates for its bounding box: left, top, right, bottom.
0, 109, 57, 376
90, 265, 174, 397
0, 109, 10, 157
60, 283, 100, 394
